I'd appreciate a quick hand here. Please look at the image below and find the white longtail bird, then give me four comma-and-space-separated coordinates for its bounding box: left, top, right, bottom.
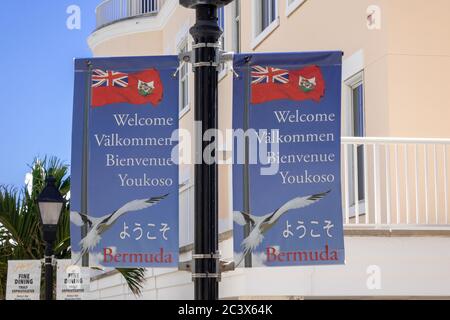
70, 194, 168, 264
233, 190, 330, 267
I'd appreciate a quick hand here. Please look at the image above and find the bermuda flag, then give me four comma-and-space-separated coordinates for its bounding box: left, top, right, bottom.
251, 65, 325, 104
91, 68, 163, 107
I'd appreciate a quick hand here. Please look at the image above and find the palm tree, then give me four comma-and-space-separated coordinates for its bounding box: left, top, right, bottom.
0, 156, 146, 299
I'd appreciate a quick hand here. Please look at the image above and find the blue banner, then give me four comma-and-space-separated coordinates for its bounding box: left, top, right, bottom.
70, 56, 179, 268
232, 52, 344, 267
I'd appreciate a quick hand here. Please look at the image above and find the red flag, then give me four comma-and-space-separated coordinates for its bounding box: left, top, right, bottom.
251, 65, 325, 104
91, 69, 163, 107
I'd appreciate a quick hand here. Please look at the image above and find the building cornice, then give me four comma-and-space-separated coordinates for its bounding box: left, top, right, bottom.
88, 0, 178, 51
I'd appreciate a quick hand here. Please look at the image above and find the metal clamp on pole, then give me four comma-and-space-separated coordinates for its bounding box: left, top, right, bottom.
192, 251, 222, 282
192, 252, 221, 259
179, 257, 235, 274
191, 273, 221, 279
176, 47, 224, 71
44, 255, 56, 266
192, 42, 222, 49
191, 42, 222, 69
176, 48, 233, 72
193, 61, 220, 68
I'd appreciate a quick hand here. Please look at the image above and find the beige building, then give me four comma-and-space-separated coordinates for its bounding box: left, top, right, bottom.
86, 0, 450, 299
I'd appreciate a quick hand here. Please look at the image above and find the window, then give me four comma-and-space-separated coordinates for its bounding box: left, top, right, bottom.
345, 72, 365, 210
178, 38, 189, 114
286, 0, 306, 17
218, 6, 226, 75
232, 0, 241, 53
349, 75, 365, 138
256, 0, 277, 34
218, 6, 225, 32
252, 0, 279, 49
179, 179, 194, 246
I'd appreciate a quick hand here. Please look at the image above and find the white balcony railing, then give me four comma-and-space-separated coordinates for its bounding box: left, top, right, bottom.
95, 0, 166, 29
178, 137, 450, 246
341, 137, 450, 230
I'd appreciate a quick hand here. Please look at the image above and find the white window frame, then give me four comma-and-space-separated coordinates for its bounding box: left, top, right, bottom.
179, 177, 194, 247
251, 0, 280, 50
344, 71, 366, 218
218, 5, 228, 81
345, 71, 365, 137
342, 50, 364, 135
232, 0, 241, 53
285, 0, 306, 17
177, 36, 190, 118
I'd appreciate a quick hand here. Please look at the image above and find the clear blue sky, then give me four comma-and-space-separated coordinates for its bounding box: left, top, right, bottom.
0, 1, 98, 188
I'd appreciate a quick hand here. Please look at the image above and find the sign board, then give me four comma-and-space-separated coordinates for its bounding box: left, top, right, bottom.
232, 52, 345, 267
6, 260, 41, 300
70, 56, 179, 267
56, 259, 90, 300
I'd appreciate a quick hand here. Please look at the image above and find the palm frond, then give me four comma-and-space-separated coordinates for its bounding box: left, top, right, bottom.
116, 268, 146, 297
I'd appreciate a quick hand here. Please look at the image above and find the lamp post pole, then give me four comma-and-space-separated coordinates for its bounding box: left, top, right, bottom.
37, 176, 65, 301
44, 234, 55, 300
179, 0, 232, 300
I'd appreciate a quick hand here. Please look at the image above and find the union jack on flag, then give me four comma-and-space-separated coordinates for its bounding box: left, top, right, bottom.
251, 66, 289, 84
92, 69, 128, 88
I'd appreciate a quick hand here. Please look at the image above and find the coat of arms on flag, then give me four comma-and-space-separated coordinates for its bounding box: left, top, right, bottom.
137, 80, 155, 96
299, 76, 317, 92
250, 65, 325, 104
91, 68, 163, 107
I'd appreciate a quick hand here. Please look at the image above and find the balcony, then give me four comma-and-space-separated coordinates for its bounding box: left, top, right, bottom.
178, 137, 450, 247
95, 0, 167, 30
341, 137, 450, 231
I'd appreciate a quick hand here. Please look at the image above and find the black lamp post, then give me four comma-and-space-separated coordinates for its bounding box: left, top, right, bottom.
180, 0, 233, 300
37, 176, 65, 300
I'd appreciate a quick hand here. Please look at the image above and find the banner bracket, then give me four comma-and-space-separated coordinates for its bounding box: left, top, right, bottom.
178, 252, 235, 282
219, 51, 234, 63
177, 51, 194, 64
177, 48, 234, 72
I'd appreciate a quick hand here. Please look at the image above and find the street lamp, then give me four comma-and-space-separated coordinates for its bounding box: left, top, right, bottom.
37, 175, 65, 300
